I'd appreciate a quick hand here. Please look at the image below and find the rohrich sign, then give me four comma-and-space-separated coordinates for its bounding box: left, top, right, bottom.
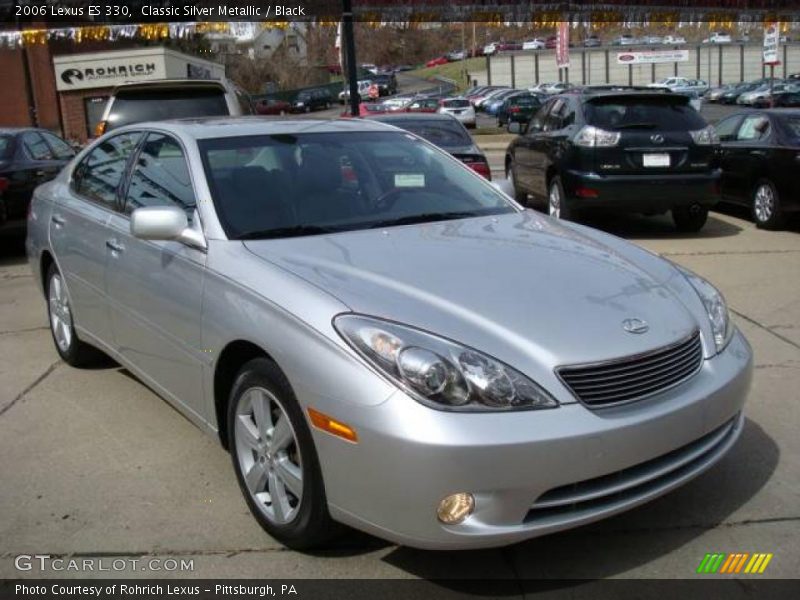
616, 50, 690, 65
53, 47, 225, 92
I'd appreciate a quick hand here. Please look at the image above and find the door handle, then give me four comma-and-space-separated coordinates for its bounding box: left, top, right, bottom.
749, 150, 766, 157
105, 239, 125, 253
51, 214, 65, 227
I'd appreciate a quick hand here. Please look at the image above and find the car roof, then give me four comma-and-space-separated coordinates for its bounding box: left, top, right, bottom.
109, 116, 397, 139
0, 127, 51, 135
110, 79, 229, 94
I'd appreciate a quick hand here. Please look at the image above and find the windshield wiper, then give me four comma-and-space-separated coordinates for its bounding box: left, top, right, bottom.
237, 225, 339, 240
614, 122, 659, 130
366, 211, 484, 229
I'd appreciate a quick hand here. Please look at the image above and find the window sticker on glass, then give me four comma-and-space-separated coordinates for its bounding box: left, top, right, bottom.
395, 173, 425, 187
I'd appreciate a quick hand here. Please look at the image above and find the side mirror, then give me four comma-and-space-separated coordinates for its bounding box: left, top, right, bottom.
130, 206, 206, 250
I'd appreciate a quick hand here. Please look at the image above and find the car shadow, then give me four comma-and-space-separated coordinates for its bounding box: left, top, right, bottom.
0, 225, 28, 267
376, 417, 777, 584
575, 210, 743, 240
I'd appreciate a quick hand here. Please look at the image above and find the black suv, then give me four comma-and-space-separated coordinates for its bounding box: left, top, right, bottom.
505, 88, 721, 231
373, 73, 398, 96
292, 88, 333, 113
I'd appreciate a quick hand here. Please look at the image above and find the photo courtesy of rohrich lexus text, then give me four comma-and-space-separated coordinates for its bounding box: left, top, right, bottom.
0, 1, 799, 599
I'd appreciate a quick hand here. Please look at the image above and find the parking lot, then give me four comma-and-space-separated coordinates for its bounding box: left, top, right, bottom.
1, 129, 799, 580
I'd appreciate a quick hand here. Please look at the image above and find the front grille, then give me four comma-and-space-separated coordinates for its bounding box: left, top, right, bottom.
557, 330, 703, 407
526, 415, 740, 523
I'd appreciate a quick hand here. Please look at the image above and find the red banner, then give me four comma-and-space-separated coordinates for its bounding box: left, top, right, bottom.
556, 22, 570, 69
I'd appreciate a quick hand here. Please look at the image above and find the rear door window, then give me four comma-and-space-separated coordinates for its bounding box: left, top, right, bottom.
585, 96, 707, 131
21, 132, 54, 160
73, 132, 142, 209
106, 88, 229, 131
41, 132, 75, 160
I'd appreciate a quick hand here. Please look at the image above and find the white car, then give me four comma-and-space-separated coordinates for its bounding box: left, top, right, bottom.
663, 35, 686, 45
381, 97, 413, 112
703, 33, 732, 44
339, 80, 372, 103
522, 39, 545, 50
437, 97, 476, 127
483, 43, 498, 55
361, 64, 379, 76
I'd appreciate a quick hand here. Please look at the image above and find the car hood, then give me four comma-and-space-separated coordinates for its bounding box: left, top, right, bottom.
244, 212, 702, 378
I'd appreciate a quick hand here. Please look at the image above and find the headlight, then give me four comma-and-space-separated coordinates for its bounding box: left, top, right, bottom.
689, 125, 720, 145
334, 315, 558, 412
678, 267, 733, 353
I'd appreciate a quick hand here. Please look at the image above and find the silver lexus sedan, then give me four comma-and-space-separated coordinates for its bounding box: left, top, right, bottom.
26, 118, 752, 550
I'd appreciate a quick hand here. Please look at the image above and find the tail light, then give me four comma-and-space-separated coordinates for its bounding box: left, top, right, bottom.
459, 156, 491, 180
0, 177, 8, 193
575, 186, 599, 198
94, 120, 107, 137
510, 107, 520, 113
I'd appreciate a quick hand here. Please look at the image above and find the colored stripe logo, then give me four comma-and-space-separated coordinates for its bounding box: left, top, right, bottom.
697, 552, 773, 574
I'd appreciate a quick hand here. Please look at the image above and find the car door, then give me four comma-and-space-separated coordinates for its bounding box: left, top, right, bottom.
511, 98, 556, 194
714, 114, 745, 201
104, 131, 207, 416
2, 132, 58, 220
50, 132, 143, 346
719, 114, 772, 205
529, 97, 574, 197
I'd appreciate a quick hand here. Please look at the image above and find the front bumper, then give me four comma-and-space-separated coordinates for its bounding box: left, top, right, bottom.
562, 168, 721, 212
309, 329, 751, 549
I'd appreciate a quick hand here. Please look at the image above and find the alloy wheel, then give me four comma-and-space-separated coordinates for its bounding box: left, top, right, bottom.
549, 182, 562, 218
234, 386, 303, 525
754, 184, 774, 223
48, 273, 72, 353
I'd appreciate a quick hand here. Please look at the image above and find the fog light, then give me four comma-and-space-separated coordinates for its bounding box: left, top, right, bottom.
437, 493, 475, 524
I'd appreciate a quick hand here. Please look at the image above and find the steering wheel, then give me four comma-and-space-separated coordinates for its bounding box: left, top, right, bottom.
374, 187, 409, 211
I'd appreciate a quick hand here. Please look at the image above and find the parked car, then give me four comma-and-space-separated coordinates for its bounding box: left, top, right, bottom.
96, 79, 251, 136
483, 42, 498, 55
255, 98, 292, 116
426, 56, 449, 67
497, 42, 523, 52
649, 78, 709, 95
339, 80, 372, 104
437, 97, 476, 128
0, 128, 75, 227
703, 32, 732, 44
714, 110, 800, 228
340, 103, 388, 118
505, 90, 721, 231
446, 49, 468, 61
403, 97, 441, 113
642, 36, 663, 45
380, 96, 414, 112
361, 63, 379, 75
718, 82, 760, 104
705, 84, 737, 103
522, 39, 545, 50
497, 93, 544, 127
474, 87, 515, 110
583, 35, 602, 47
770, 90, 800, 107
469, 87, 511, 108
26, 117, 752, 551
540, 82, 574, 95
545, 36, 558, 49
612, 35, 638, 46
743, 83, 799, 107
662, 35, 687, 45
483, 89, 526, 116
372, 73, 398, 97
292, 88, 333, 113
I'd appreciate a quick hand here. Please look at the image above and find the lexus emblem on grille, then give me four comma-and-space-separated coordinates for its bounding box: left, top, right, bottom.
650, 134, 665, 144
622, 318, 649, 334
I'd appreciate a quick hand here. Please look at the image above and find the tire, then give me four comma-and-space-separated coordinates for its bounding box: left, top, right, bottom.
228, 357, 338, 550
752, 179, 785, 230
304, 106, 311, 114
506, 159, 528, 205
672, 204, 709, 232
548, 176, 573, 220
45, 264, 104, 367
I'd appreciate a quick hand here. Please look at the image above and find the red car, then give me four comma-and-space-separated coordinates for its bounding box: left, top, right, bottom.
426, 56, 449, 67
340, 103, 388, 118
255, 99, 292, 116
545, 36, 557, 49
403, 98, 441, 113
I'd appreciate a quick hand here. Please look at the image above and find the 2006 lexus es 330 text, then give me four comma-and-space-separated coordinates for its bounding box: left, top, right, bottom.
26, 118, 752, 550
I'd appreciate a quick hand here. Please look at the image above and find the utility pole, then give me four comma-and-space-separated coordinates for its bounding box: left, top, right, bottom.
342, 0, 359, 117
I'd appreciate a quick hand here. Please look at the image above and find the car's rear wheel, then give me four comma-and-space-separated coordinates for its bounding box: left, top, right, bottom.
506, 159, 528, 205
672, 204, 709, 232
752, 179, 785, 230
548, 176, 573, 220
46, 264, 103, 367
228, 357, 337, 550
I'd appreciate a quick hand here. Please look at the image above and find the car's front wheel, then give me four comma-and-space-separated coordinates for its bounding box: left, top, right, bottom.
672, 204, 709, 232
752, 179, 785, 230
46, 264, 103, 367
228, 357, 337, 550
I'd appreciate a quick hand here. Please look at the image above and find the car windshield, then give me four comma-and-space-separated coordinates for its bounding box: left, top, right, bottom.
585, 96, 707, 130
107, 88, 228, 130
199, 131, 514, 240
0, 135, 13, 159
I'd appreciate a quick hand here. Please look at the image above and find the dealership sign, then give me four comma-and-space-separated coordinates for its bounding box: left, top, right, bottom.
556, 22, 570, 69
763, 22, 780, 65
55, 59, 166, 91
616, 50, 689, 65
